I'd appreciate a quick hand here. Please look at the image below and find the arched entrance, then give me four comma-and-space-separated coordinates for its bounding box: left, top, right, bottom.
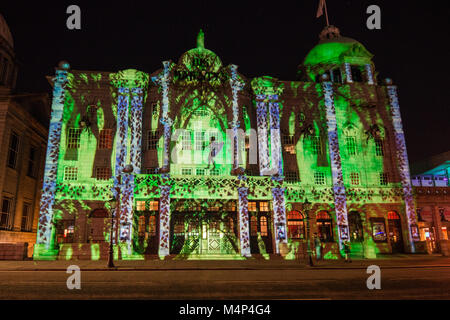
388, 211, 404, 253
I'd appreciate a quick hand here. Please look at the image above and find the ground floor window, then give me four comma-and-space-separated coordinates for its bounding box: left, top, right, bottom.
370, 218, 387, 242
348, 211, 364, 242
287, 211, 305, 239
316, 211, 333, 242
56, 219, 75, 244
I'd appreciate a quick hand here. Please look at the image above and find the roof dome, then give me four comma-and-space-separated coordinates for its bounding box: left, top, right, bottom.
303, 26, 372, 66
0, 13, 14, 48
177, 30, 222, 72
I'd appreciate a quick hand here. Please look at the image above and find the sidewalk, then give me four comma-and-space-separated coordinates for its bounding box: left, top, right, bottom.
0, 254, 449, 271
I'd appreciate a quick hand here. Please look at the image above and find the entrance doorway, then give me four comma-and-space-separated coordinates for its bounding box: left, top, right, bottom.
170, 212, 238, 255
388, 211, 404, 253
249, 201, 273, 254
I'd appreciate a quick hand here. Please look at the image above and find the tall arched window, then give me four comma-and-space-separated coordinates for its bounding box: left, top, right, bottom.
317, 211, 333, 242
287, 211, 305, 239
250, 215, 258, 236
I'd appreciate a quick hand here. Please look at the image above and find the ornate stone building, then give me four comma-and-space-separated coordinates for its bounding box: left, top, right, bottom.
0, 13, 49, 258
34, 27, 422, 260
411, 151, 450, 256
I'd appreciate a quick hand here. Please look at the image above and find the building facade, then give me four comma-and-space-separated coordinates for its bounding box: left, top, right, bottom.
0, 14, 49, 258
411, 151, 450, 256
34, 26, 422, 261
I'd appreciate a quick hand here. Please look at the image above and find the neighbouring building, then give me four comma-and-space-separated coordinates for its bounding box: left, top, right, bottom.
34, 26, 424, 261
411, 151, 450, 256
0, 13, 49, 258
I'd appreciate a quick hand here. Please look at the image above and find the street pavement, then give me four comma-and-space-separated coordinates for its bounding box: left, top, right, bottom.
0, 255, 449, 299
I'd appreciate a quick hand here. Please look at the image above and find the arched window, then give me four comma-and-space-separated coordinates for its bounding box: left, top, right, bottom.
287, 211, 305, 239
348, 211, 364, 242
388, 211, 400, 220
316, 211, 333, 242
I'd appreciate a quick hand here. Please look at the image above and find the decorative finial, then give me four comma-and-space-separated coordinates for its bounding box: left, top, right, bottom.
319, 25, 341, 41
197, 29, 205, 49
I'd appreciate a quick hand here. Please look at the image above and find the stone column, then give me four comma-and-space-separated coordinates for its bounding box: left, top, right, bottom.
344, 63, 353, 83
268, 95, 283, 176
255, 95, 270, 174
229, 65, 245, 170
237, 185, 251, 257
365, 64, 375, 85
322, 78, 350, 253
386, 80, 418, 252
34, 61, 70, 259
272, 183, 287, 254
158, 183, 171, 257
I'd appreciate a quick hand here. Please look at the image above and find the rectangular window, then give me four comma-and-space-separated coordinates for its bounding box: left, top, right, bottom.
136, 201, 146, 211
210, 168, 220, 176
350, 172, 360, 185
379, 173, 389, 186
181, 131, 192, 150
149, 201, 159, 211
181, 168, 192, 175
195, 131, 206, 151
331, 68, 342, 84
64, 167, 78, 181
95, 167, 111, 180
27, 147, 38, 177
285, 171, 300, 183
0, 197, 13, 230
371, 218, 387, 242
314, 172, 326, 185
311, 136, 322, 155
346, 136, 357, 156
259, 202, 269, 212
21, 203, 32, 232
196, 168, 205, 176
248, 202, 257, 212
351, 65, 363, 82
375, 139, 384, 156
98, 129, 113, 149
147, 130, 159, 150
7, 132, 19, 169
67, 128, 81, 149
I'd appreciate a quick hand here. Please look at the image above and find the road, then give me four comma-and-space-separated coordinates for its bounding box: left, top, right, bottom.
1, 266, 449, 299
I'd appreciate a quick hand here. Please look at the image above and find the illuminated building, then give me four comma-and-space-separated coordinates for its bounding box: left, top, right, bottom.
0, 13, 49, 258
34, 26, 423, 260
411, 151, 450, 255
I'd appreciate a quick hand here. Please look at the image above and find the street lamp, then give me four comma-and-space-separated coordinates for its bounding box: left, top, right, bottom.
107, 196, 117, 268
303, 198, 313, 267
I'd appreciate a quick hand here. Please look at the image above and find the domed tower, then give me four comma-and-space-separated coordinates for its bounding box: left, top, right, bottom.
0, 13, 18, 92
301, 25, 375, 85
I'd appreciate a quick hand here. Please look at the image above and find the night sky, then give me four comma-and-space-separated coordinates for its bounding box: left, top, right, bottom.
1, 0, 449, 163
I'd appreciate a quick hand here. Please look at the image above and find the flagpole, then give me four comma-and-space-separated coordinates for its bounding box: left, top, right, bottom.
324, 0, 330, 26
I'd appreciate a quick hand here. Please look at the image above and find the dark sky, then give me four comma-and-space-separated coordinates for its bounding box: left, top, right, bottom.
1, 0, 449, 163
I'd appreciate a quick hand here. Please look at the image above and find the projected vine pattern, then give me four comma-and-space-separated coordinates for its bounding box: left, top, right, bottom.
269, 96, 282, 176
152, 61, 172, 170
238, 186, 251, 256
159, 184, 171, 256
37, 68, 69, 247
256, 95, 270, 174
229, 64, 245, 169
387, 85, 417, 251
272, 185, 287, 253
323, 81, 349, 249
